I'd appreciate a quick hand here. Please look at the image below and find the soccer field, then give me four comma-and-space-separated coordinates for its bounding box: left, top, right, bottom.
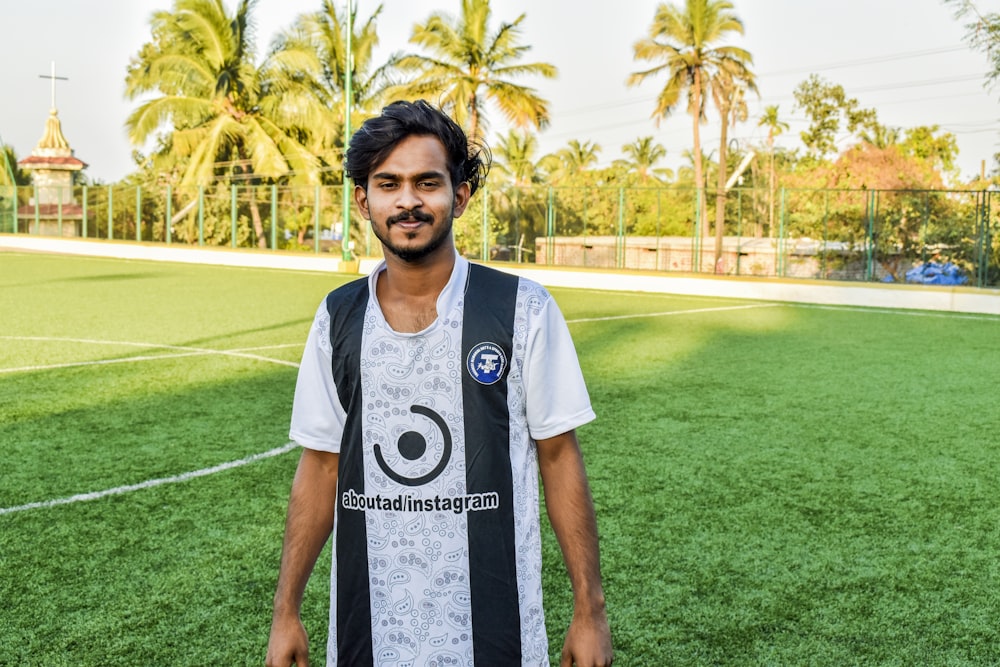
2, 251, 1000, 666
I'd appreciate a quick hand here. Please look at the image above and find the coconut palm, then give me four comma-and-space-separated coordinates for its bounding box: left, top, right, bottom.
540, 139, 602, 185
711, 74, 755, 267
758, 104, 789, 237
388, 0, 557, 143
125, 0, 325, 246
272, 1, 394, 175
622, 136, 670, 185
628, 0, 753, 259
493, 130, 542, 188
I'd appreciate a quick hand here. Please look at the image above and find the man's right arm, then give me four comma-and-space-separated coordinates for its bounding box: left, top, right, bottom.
266, 448, 340, 667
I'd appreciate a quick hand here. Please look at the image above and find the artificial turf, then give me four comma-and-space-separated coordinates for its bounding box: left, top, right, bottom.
2, 251, 1000, 665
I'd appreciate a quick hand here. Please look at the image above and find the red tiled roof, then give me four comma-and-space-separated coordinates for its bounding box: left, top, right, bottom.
18, 155, 87, 169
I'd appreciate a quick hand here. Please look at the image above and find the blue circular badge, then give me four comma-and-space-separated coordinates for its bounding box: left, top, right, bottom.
467, 342, 507, 385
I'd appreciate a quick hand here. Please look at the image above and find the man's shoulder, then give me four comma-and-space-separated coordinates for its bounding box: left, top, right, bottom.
324, 275, 371, 314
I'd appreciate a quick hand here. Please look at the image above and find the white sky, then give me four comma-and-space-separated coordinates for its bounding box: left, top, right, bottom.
1, 0, 997, 182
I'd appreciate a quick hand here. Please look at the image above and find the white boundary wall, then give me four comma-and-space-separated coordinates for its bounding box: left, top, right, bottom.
3, 234, 1000, 316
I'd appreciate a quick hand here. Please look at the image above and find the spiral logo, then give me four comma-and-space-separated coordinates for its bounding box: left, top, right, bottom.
373, 405, 452, 487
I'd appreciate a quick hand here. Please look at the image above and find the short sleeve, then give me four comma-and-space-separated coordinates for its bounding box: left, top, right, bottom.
522, 290, 596, 440
289, 301, 347, 452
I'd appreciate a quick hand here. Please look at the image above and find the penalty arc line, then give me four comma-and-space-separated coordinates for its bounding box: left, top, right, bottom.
0, 442, 299, 516
2, 304, 762, 515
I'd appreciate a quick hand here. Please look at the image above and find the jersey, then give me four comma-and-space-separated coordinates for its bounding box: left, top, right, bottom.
289, 255, 595, 666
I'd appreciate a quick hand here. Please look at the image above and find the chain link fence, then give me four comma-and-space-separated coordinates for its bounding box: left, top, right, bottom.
2, 183, 997, 288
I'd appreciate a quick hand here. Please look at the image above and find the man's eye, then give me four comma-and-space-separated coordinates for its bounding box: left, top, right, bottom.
419, 181, 439, 189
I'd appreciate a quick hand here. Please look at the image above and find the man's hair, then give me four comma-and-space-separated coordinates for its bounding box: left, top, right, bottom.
345, 100, 491, 195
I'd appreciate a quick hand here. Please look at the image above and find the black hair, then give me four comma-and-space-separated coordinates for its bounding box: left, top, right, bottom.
345, 100, 491, 195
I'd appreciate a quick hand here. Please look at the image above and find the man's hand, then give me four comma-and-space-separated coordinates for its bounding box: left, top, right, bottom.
265, 613, 310, 667
560, 603, 613, 666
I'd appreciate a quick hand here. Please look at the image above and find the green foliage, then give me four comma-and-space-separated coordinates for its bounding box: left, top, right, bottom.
388, 0, 558, 142
793, 74, 879, 159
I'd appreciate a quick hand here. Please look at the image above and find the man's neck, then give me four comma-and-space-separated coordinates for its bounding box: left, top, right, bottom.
376, 247, 457, 333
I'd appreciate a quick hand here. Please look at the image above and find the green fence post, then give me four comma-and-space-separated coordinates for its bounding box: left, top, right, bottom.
546, 187, 554, 265
166, 185, 172, 245
314, 185, 321, 254
777, 188, 786, 276
107, 185, 113, 239
231, 185, 238, 248
57, 187, 64, 236
735, 189, 743, 275
481, 185, 488, 261
82, 185, 88, 237
865, 190, 876, 282
33, 185, 39, 234
270, 184, 277, 251
693, 187, 702, 273
135, 185, 141, 242
198, 185, 204, 246
617, 187, 625, 269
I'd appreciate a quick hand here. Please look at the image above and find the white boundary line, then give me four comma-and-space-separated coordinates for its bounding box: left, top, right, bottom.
9, 299, 991, 516
0, 442, 299, 516
0, 335, 300, 374
567, 303, 778, 324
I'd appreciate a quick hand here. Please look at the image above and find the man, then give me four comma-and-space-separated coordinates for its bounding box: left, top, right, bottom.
266, 100, 612, 667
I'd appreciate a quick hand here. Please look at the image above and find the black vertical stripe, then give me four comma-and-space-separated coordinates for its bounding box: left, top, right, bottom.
462, 263, 522, 663
326, 279, 374, 666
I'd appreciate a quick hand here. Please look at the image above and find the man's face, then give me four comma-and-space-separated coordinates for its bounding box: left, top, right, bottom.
355, 134, 470, 263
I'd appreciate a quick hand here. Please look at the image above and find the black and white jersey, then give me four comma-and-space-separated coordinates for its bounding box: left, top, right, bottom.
290, 255, 595, 666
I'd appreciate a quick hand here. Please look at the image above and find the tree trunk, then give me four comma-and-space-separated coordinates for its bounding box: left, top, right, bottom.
714, 103, 730, 273
691, 74, 708, 257
249, 186, 268, 249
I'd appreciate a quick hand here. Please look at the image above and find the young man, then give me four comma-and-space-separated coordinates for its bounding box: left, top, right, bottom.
266, 100, 612, 667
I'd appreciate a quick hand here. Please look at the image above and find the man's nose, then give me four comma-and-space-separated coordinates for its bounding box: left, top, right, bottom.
396, 183, 422, 210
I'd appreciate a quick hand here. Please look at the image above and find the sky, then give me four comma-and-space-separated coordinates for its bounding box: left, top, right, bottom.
1, 0, 998, 183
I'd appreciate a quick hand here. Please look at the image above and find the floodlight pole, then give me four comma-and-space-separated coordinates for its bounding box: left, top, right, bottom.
341, 0, 354, 263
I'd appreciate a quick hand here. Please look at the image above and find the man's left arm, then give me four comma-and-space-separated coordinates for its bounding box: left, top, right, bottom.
537, 430, 613, 667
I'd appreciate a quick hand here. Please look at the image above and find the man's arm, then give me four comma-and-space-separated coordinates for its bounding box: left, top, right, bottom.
266, 448, 340, 667
537, 430, 613, 667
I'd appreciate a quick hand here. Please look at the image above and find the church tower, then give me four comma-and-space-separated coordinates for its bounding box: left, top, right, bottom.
17, 63, 88, 236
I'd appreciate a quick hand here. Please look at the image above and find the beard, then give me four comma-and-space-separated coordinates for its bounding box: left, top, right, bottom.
372, 210, 454, 263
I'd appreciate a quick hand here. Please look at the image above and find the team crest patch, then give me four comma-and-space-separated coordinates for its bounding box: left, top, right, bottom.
467, 342, 507, 385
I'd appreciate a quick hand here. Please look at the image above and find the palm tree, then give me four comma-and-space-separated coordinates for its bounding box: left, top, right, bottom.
389, 0, 557, 143
125, 0, 325, 247
860, 124, 901, 149
628, 0, 753, 259
622, 136, 669, 185
540, 139, 601, 185
493, 130, 542, 188
711, 74, 755, 267
758, 104, 789, 238
273, 1, 394, 175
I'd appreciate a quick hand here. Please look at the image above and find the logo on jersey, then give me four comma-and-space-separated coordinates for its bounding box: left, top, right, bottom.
373, 405, 452, 487
467, 342, 507, 385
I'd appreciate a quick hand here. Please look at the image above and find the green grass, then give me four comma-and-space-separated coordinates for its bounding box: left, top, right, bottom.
2, 251, 1000, 666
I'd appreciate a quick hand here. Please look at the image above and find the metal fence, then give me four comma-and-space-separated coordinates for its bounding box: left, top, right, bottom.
1, 183, 997, 288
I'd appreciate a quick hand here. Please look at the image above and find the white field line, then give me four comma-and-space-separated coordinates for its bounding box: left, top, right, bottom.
0, 336, 301, 374
787, 303, 1000, 322
566, 302, 779, 324
0, 442, 299, 516
1, 303, 776, 515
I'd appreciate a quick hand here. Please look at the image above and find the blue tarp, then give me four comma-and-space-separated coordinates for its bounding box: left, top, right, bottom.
904, 261, 968, 286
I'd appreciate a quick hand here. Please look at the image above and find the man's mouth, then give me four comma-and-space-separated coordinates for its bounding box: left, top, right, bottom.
388, 211, 433, 227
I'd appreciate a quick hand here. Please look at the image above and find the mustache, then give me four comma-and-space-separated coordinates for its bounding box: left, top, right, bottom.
387, 210, 434, 225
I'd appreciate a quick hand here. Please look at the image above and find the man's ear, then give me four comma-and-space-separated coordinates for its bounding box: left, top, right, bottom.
354, 185, 371, 220
451, 182, 471, 218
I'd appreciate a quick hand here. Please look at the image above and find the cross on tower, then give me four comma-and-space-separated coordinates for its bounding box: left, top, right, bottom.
38, 61, 68, 110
